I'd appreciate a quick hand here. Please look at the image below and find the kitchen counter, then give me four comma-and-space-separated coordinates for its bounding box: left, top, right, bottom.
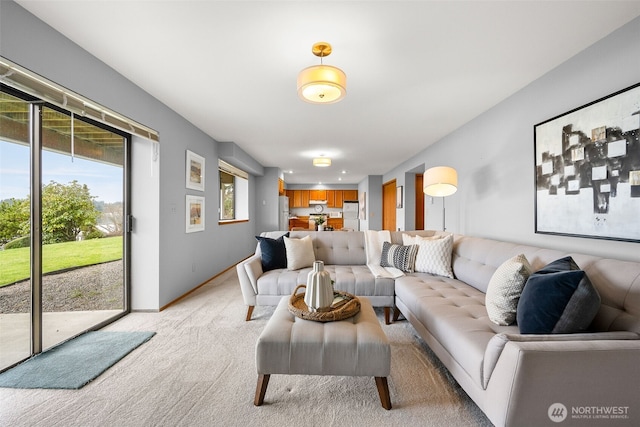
289, 216, 343, 231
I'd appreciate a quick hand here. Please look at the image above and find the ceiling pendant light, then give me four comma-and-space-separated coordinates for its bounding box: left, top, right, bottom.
313, 156, 332, 167
297, 42, 346, 104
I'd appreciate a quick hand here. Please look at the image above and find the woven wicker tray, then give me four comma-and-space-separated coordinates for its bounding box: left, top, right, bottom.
288, 284, 361, 322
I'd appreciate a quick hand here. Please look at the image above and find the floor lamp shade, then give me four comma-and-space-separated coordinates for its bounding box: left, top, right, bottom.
424, 166, 457, 231
424, 166, 458, 197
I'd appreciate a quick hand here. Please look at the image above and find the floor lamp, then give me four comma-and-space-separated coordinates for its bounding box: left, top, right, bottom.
424, 166, 458, 231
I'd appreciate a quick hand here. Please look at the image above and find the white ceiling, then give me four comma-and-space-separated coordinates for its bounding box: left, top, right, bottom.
15, 1, 640, 184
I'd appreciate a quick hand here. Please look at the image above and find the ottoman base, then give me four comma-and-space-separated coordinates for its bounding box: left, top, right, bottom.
254, 296, 392, 409
254, 374, 391, 410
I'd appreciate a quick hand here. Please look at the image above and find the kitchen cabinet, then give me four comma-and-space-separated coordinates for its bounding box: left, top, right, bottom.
326, 190, 336, 207
333, 190, 344, 208
343, 190, 358, 202
289, 190, 310, 208
289, 217, 312, 230
327, 218, 343, 230
278, 179, 285, 196
300, 190, 310, 207
309, 189, 327, 200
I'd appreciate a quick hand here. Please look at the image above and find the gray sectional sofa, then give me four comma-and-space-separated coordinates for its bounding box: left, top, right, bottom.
236, 230, 640, 426
236, 230, 437, 324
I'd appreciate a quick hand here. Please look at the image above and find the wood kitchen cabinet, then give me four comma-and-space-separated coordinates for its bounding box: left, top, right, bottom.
289, 190, 310, 208
326, 190, 335, 207
327, 218, 343, 230
289, 217, 312, 230
309, 189, 327, 200
343, 190, 358, 201
300, 190, 310, 207
327, 190, 348, 208
278, 178, 285, 196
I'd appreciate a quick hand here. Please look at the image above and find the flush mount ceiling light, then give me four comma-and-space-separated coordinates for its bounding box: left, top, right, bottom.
297, 42, 347, 104
313, 157, 332, 167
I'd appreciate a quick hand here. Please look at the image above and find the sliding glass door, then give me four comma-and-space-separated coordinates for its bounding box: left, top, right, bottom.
0, 89, 130, 371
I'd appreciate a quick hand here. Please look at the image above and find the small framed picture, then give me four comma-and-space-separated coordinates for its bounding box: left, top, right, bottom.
396, 186, 403, 208
186, 195, 205, 233
186, 150, 205, 191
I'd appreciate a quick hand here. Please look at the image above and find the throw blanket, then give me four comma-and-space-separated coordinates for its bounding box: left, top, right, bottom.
364, 230, 405, 279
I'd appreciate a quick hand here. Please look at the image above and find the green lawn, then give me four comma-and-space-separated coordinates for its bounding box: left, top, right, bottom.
0, 236, 123, 287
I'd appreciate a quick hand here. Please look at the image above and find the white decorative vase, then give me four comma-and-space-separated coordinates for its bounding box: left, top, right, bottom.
304, 261, 333, 312
317, 225, 324, 231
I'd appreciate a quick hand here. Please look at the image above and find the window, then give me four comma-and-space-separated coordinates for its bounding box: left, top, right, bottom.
219, 160, 249, 222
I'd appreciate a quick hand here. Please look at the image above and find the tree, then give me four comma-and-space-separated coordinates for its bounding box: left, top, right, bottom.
30, 180, 100, 244
0, 198, 29, 245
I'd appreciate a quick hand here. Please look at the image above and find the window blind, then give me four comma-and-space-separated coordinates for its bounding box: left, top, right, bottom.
0, 56, 159, 143
219, 159, 248, 179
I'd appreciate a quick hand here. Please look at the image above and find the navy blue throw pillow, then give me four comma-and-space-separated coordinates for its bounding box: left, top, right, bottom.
516, 256, 600, 334
255, 233, 289, 272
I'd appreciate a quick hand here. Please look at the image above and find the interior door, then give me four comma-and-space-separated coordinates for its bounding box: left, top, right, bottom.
382, 180, 396, 231
415, 174, 424, 230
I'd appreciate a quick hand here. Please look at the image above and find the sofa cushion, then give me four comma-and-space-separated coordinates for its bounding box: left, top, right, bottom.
380, 242, 418, 273
485, 254, 532, 326
517, 256, 601, 334
256, 265, 394, 300
394, 273, 514, 389
255, 233, 289, 271
404, 233, 454, 278
284, 235, 316, 270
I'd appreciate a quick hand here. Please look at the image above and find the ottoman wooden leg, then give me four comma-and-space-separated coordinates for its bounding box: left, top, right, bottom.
375, 377, 392, 410
254, 374, 270, 406
384, 307, 391, 325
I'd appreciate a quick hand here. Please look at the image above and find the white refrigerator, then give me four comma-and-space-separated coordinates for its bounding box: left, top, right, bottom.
342, 201, 359, 231
278, 196, 289, 231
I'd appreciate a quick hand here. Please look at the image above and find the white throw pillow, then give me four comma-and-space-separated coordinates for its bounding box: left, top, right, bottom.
402, 233, 443, 245
284, 235, 316, 270
412, 234, 454, 278
485, 254, 532, 326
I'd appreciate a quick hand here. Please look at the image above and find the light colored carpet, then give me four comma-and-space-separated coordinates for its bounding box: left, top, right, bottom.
0, 269, 492, 426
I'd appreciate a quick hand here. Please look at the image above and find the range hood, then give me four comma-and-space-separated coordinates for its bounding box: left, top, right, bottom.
308, 200, 327, 205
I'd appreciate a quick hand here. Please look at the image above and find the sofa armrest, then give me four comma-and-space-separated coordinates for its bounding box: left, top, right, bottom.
482, 331, 639, 389
483, 339, 640, 427
236, 254, 263, 306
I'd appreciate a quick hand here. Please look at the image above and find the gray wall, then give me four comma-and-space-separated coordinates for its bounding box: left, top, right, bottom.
254, 167, 280, 234
384, 16, 640, 262
1, 1, 258, 309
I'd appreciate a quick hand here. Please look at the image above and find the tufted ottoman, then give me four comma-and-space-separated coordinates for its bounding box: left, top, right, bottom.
254, 296, 392, 409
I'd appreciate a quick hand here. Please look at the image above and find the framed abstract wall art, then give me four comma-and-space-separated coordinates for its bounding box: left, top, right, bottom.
186, 150, 205, 191
534, 83, 640, 242
186, 195, 205, 233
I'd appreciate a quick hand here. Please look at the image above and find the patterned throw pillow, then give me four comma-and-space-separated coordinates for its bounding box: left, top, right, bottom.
380, 242, 419, 273
410, 234, 454, 278
485, 254, 532, 326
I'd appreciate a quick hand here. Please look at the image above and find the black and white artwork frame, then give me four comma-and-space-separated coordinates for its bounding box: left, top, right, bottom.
534, 82, 640, 243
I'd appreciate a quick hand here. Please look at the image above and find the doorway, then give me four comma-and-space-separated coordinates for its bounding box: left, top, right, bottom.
415, 174, 424, 230
382, 179, 396, 231
0, 89, 130, 371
